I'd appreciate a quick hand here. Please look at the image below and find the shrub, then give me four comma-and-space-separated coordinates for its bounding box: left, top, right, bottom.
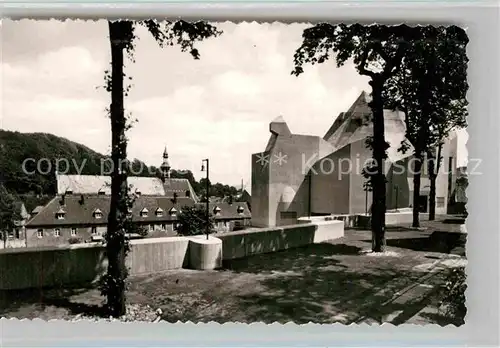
439, 266, 467, 325
68, 237, 83, 244
176, 205, 215, 236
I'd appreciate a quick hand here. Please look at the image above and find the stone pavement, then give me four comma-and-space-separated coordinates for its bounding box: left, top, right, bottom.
0, 219, 466, 325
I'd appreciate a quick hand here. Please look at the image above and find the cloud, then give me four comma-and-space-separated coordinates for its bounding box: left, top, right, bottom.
1, 20, 377, 187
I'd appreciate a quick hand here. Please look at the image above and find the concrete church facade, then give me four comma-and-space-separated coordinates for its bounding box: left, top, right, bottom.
251, 91, 458, 228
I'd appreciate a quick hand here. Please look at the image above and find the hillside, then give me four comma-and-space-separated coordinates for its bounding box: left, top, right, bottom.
0, 130, 242, 211
0, 130, 160, 197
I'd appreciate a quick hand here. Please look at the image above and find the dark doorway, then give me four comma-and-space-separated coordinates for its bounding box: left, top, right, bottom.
418, 195, 428, 213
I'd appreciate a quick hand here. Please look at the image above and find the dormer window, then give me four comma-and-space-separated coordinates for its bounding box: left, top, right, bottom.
140, 208, 148, 217
237, 205, 245, 215
55, 208, 66, 220
169, 207, 178, 217
98, 189, 106, 195
155, 207, 164, 217
93, 208, 103, 219
65, 189, 73, 195
213, 206, 221, 215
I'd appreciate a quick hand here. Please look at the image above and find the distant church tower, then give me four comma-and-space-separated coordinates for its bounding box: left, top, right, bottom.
160, 146, 171, 182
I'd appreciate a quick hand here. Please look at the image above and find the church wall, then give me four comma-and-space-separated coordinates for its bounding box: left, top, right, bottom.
310, 144, 351, 215
386, 158, 411, 210
267, 135, 321, 227
438, 134, 458, 214
251, 152, 271, 227
349, 139, 374, 214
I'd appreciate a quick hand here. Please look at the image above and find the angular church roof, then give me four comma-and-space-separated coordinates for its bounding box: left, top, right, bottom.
323, 91, 414, 163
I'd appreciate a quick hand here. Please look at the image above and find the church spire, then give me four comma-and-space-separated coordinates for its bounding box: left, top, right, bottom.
160, 146, 171, 181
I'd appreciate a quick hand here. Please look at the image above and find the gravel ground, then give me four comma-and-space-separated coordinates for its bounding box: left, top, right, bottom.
1, 218, 466, 325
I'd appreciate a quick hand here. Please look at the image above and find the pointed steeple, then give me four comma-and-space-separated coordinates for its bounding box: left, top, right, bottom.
160, 145, 171, 181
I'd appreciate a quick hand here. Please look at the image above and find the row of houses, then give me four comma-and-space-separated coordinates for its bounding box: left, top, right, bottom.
1, 148, 252, 248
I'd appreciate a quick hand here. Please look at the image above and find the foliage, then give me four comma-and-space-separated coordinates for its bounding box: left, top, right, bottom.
384, 25, 468, 159
0, 130, 157, 196
0, 129, 240, 205
68, 237, 83, 244
384, 25, 468, 223
292, 24, 423, 252
439, 266, 467, 325
0, 183, 22, 245
176, 205, 215, 236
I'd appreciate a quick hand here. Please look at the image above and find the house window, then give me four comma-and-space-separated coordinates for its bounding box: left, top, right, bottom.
237, 205, 244, 215
93, 209, 103, 219
161, 224, 166, 231
436, 197, 445, 208
155, 208, 164, 217
140, 208, 149, 217
149, 224, 155, 232
169, 207, 178, 217
37, 229, 44, 238
91, 227, 97, 235
54, 228, 61, 237
56, 213, 65, 220
71, 228, 77, 236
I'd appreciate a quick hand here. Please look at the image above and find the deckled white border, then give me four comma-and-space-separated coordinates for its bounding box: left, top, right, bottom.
1, 1, 499, 347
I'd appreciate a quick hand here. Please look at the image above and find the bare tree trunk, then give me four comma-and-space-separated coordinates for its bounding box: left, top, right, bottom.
106, 21, 131, 318
428, 143, 442, 221
369, 77, 387, 252
412, 153, 423, 228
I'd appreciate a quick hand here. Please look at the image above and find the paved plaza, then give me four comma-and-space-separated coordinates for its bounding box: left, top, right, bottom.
1, 219, 466, 325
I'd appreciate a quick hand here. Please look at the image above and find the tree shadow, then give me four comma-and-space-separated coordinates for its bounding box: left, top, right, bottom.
0, 285, 99, 318
42, 296, 106, 318
222, 243, 361, 274
381, 231, 466, 255
198, 261, 460, 325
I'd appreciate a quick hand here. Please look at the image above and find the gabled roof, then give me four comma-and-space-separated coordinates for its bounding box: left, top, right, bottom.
195, 202, 251, 219
26, 196, 250, 227
31, 205, 44, 214
57, 174, 199, 202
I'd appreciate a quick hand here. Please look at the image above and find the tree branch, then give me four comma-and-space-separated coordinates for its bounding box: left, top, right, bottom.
358, 47, 377, 79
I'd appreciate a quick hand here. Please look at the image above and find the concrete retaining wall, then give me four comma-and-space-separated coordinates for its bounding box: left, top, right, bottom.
216, 220, 344, 261
0, 220, 344, 290
356, 212, 430, 229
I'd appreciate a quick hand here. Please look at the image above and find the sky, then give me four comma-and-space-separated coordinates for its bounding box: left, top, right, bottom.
1, 20, 468, 189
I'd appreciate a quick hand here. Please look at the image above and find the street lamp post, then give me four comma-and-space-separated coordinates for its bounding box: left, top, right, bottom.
201, 159, 210, 240
394, 185, 399, 212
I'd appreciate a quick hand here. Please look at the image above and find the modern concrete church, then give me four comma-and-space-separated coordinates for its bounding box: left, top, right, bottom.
251, 91, 459, 227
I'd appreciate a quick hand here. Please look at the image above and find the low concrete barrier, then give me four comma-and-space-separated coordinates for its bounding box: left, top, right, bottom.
0, 220, 344, 290
298, 215, 358, 228
356, 212, 430, 229
188, 235, 223, 270
216, 220, 344, 261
